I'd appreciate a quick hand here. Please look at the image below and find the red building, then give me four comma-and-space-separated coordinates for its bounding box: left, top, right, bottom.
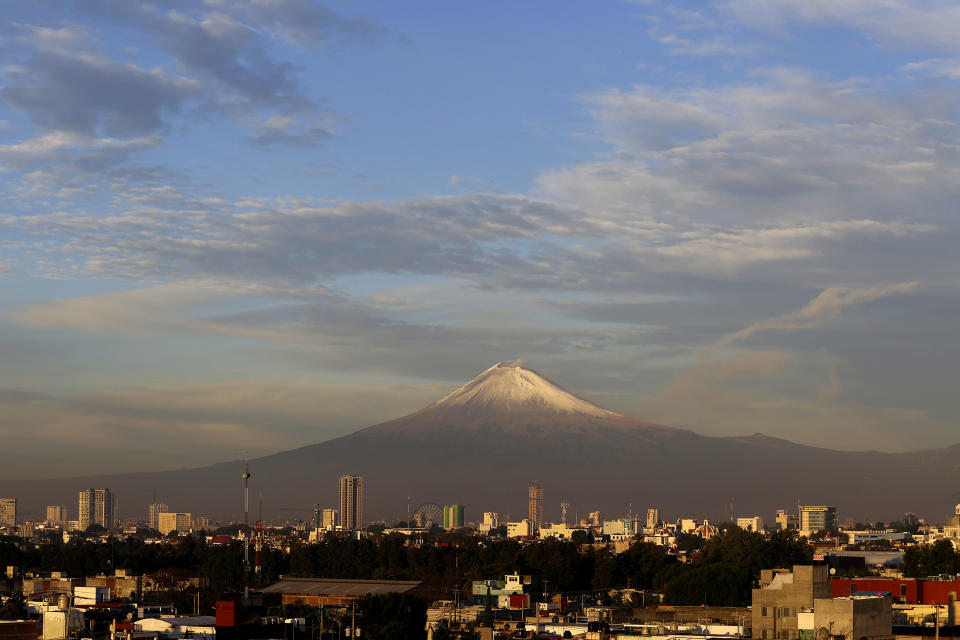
831, 578, 960, 604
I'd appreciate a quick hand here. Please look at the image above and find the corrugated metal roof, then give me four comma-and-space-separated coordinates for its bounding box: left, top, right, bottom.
262, 578, 422, 597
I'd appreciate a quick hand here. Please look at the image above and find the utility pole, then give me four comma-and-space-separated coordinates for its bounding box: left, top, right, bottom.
242, 461, 251, 602
351, 602, 357, 639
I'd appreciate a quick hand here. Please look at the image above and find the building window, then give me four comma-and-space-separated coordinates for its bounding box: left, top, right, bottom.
762, 630, 769, 639
901, 585, 907, 597
762, 607, 770, 617
850, 584, 856, 595
950, 592, 956, 603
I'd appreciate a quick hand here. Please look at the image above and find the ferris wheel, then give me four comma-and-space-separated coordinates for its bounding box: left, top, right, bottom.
412, 502, 443, 528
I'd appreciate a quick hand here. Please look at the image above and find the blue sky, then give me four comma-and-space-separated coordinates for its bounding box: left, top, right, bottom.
2, 0, 960, 478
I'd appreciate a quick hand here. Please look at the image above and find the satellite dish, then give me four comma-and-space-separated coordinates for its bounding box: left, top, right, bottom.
815, 627, 830, 640
830, 568, 837, 575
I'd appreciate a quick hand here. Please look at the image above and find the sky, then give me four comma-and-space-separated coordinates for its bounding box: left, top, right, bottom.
1, 0, 959, 479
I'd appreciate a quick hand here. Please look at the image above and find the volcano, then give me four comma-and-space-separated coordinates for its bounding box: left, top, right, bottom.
8, 361, 960, 524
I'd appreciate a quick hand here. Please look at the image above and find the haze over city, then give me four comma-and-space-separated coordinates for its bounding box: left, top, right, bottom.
2, 0, 960, 482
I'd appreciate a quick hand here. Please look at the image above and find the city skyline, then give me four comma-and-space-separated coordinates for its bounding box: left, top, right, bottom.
2, 1, 960, 479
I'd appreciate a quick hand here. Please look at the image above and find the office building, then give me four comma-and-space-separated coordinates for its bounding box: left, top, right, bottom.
0, 498, 16, 527
45, 505, 66, 524
157, 512, 192, 535
776, 509, 799, 530
148, 502, 169, 530
443, 504, 465, 529
800, 505, 837, 535
78, 488, 115, 530
195, 516, 211, 530
528, 482, 543, 531
339, 475, 363, 530
646, 508, 660, 530
321, 508, 338, 530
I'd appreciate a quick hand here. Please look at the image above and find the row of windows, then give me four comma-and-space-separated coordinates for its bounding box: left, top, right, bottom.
760, 606, 797, 617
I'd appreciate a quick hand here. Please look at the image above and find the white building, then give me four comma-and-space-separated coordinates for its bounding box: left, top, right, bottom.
737, 516, 764, 532
539, 523, 582, 540
135, 616, 216, 639
506, 519, 533, 538
478, 512, 500, 533
158, 512, 192, 535
74, 586, 109, 605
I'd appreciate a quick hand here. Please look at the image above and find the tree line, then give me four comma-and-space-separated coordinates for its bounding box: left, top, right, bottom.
2, 527, 812, 608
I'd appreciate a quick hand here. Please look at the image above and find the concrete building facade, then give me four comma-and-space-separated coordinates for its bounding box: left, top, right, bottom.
776, 510, 799, 530
0, 498, 16, 527
528, 483, 543, 532
646, 507, 660, 530
158, 512, 192, 535
813, 595, 892, 640
148, 502, 169, 530
738, 516, 764, 532
752, 565, 832, 640
45, 505, 66, 525
338, 475, 363, 531
78, 488, 114, 530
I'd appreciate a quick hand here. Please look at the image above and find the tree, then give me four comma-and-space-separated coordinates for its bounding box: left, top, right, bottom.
571, 530, 591, 544
675, 533, 705, 553
0, 594, 28, 620
903, 540, 960, 578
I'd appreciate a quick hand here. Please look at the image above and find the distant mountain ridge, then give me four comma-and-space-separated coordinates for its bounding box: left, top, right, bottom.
5, 361, 959, 525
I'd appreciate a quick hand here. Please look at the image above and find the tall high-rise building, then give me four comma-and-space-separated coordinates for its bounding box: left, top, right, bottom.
646, 508, 660, 530
0, 498, 16, 527
443, 504, 465, 529
45, 505, 66, 524
148, 503, 169, 530
338, 475, 363, 531
78, 488, 115, 530
528, 482, 543, 531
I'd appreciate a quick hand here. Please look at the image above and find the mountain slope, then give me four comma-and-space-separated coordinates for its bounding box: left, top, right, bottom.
5, 361, 959, 525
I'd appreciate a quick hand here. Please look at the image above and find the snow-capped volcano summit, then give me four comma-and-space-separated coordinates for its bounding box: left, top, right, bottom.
361, 359, 663, 436
429, 360, 618, 418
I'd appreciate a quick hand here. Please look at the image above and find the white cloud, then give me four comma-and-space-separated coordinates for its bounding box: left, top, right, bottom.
713, 282, 920, 348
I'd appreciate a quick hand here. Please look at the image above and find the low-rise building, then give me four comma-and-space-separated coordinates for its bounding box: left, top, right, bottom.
737, 516, 764, 532
814, 594, 892, 640
506, 519, 533, 538
753, 566, 893, 640
752, 565, 832, 640
261, 577, 424, 607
